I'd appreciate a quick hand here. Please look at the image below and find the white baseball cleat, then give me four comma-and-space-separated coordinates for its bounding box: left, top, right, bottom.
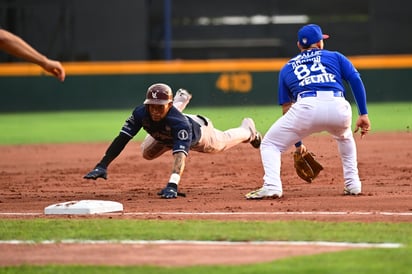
241, 118, 262, 148
173, 88, 192, 112
173, 88, 192, 111
245, 187, 283, 199
175, 88, 192, 100
343, 186, 362, 195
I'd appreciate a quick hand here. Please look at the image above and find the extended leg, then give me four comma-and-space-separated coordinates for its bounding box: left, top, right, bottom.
335, 133, 362, 195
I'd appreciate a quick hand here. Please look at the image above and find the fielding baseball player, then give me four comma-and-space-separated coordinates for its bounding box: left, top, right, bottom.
245, 24, 371, 199
84, 83, 262, 198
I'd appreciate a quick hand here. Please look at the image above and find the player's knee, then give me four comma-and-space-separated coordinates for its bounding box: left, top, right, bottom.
142, 148, 167, 160
142, 151, 156, 160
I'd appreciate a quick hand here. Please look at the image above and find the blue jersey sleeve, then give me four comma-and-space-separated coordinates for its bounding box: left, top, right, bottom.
167, 110, 193, 155
120, 106, 145, 137
347, 73, 368, 115
337, 52, 368, 115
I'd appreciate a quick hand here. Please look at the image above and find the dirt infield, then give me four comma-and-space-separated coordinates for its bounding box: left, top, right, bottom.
1, 132, 411, 266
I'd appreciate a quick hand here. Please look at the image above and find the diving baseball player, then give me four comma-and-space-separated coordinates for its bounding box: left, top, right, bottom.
84, 83, 262, 199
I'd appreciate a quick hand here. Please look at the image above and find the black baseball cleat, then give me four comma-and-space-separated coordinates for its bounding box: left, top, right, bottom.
250, 131, 262, 148
241, 118, 262, 149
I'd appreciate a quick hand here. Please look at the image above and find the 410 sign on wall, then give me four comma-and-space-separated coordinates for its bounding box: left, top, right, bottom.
216, 72, 252, 93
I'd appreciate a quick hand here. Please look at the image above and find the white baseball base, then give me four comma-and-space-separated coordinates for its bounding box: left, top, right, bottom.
44, 200, 123, 215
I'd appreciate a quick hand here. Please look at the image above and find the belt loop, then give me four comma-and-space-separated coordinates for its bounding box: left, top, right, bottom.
334, 91, 344, 97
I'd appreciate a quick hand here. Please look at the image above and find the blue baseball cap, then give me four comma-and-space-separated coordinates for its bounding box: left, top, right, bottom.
298, 24, 329, 47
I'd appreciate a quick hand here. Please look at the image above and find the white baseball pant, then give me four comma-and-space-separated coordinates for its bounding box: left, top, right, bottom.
261, 91, 361, 193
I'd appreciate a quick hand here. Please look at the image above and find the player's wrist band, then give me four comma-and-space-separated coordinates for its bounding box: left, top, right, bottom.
294, 141, 303, 147
169, 173, 181, 185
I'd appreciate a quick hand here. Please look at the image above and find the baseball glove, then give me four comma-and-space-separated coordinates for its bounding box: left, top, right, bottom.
157, 183, 186, 198
83, 165, 107, 180
293, 151, 323, 183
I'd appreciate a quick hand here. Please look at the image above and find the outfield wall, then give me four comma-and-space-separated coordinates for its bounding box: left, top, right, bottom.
0, 55, 411, 112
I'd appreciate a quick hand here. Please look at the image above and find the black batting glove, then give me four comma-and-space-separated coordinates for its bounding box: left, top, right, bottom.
83, 165, 107, 180
158, 183, 178, 199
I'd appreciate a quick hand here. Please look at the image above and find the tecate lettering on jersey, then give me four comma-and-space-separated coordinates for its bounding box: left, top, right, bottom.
299, 73, 336, 86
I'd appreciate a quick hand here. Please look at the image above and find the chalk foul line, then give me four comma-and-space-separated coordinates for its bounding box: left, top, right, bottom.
0, 240, 402, 249
0, 211, 412, 216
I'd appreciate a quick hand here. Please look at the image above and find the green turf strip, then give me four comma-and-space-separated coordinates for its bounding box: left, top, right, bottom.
0, 103, 410, 145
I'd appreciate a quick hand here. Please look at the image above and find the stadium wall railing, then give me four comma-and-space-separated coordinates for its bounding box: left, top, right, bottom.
0, 55, 411, 112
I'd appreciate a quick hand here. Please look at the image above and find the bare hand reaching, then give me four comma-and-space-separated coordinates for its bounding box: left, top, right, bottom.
354, 114, 371, 138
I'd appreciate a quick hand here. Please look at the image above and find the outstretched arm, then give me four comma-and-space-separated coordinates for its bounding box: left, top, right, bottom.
171, 151, 186, 176
83, 133, 132, 180
347, 72, 371, 138
0, 29, 65, 82
158, 151, 187, 199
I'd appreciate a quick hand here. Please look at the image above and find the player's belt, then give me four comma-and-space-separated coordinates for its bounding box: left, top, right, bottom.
196, 115, 209, 126
298, 91, 344, 99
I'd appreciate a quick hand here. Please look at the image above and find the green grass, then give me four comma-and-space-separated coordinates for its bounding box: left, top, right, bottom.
0, 220, 411, 273
1, 219, 411, 243
0, 102, 410, 145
